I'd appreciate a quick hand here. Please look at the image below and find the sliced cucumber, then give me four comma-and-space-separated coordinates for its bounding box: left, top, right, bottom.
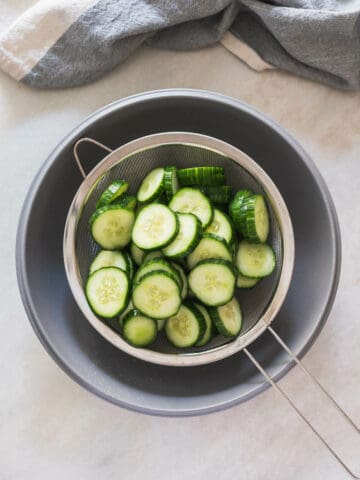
169, 187, 213, 228
205, 209, 234, 245
236, 240, 275, 278
200, 186, 232, 204
122, 310, 157, 347
239, 194, 269, 243
132, 270, 181, 319
188, 259, 236, 307
210, 297, 242, 337
130, 242, 145, 266
162, 213, 202, 258
137, 167, 164, 203
86, 267, 130, 318
165, 302, 206, 348
171, 262, 188, 299
118, 299, 134, 329
132, 204, 179, 250
177, 167, 225, 186
96, 180, 129, 209
123, 251, 135, 279
90, 205, 135, 250
237, 273, 260, 288
187, 234, 232, 270
133, 258, 182, 287
143, 250, 164, 262
164, 166, 179, 200
194, 303, 213, 347
89, 250, 128, 275
114, 194, 137, 210
229, 189, 253, 234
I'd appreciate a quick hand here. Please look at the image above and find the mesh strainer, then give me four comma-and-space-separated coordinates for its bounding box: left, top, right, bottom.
64, 132, 294, 367
64, 132, 359, 477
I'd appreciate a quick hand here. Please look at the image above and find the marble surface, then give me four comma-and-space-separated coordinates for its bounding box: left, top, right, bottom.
1, 2, 360, 479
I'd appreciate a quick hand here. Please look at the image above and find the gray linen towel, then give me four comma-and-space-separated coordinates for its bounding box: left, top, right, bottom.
0, 0, 359, 90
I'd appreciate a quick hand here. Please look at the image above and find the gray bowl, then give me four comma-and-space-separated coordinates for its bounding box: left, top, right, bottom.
16, 89, 340, 416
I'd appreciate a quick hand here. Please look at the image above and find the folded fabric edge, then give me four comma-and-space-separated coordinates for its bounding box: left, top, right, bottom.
220, 31, 275, 72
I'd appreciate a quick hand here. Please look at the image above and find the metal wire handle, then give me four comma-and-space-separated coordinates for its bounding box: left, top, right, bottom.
244, 327, 360, 479
72, 137, 359, 478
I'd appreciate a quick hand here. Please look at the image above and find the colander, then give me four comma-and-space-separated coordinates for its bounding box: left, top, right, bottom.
63, 131, 359, 478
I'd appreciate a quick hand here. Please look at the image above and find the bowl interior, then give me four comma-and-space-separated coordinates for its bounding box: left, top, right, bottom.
74, 142, 283, 355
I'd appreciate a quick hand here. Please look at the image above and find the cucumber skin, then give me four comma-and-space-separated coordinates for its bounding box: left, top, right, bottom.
199, 186, 232, 204
85, 267, 130, 319
122, 309, 157, 347
209, 302, 242, 337
239, 195, 269, 243
177, 167, 225, 186
229, 189, 253, 234
163, 166, 179, 200
96, 180, 129, 209
193, 303, 212, 347
114, 194, 137, 210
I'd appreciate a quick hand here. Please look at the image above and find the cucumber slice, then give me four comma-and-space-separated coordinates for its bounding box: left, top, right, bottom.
143, 250, 164, 262
165, 302, 206, 348
132, 270, 182, 319
157, 319, 166, 331
90, 205, 135, 250
164, 166, 179, 200
205, 209, 234, 245
123, 251, 135, 279
188, 259, 236, 307
177, 167, 225, 186
239, 194, 270, 243
169, 188, 213, 228
85, 267, 130, 318
89, 250, 128, 275
200, 186, 232, 204
118, 300, 134, 329
133, 258, 182, 287
237, 273, 260, 288
114, 194, 137, 210
130, 242, 145, 266
162, 213, 202, 258
132, 204, 179, 251
96, 180, 129, 209
194, 303, 213, 347
187, 234, 232, 270
137, 167, 165, 203
236, 240, 275, 278
210, 297, 242, 337
229, 189, 253, 234
171, 262, 188, 299
122, 310, 157, 347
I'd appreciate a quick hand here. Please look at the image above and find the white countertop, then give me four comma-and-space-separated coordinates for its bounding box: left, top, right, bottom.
1, 3, 360, 479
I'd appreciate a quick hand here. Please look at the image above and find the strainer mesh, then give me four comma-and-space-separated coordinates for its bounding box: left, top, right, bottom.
75, 143, 283, 354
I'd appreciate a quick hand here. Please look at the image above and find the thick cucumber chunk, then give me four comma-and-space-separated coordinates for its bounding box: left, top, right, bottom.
132, 270, 181, 319
239, 194, 270, 243
177, 167, 225, 186
237, 273, 260, 288
162, 213, 202, 258
86, 267, 130, 318
171, 262, 188, 299
137, 167, 165, 202
90, 206, 135, 249
89, 250, 128, 275
134, 258, 182, 287
122, 310, 157, 347
194, 303, 213, 347
114, 194, 137, 210
200, 186, 232, 204
236, 240, 275, 278
165, 302, 206, 347
96, 180, 129, 209
188, 259, 236, 307
130, 242, 145, 266
210, 297, 242, 337
187, 234, 232, 269
229, 189, 253, 234
132, 204, 179, 250
169, 188, 213, 228
205, 209, 234, 245
164, 166, 179, 200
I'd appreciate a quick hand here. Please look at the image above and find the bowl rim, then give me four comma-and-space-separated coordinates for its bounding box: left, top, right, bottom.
63, 131, 295, 366
16, 89, 341, 415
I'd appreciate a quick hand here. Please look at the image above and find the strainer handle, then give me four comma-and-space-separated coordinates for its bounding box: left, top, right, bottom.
244, 327, 360, 479
73, 137, 113, 178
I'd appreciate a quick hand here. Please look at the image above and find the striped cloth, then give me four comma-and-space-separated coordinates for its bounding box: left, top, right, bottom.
1, 0, 360, 90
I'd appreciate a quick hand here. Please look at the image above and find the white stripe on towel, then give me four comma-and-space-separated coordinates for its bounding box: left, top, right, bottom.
220, 31, 275, 72
0, 0, 96, 80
